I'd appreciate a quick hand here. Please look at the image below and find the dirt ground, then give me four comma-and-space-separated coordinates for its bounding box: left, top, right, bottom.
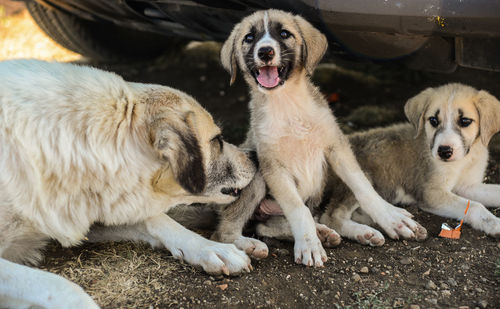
1, 2, 499, 308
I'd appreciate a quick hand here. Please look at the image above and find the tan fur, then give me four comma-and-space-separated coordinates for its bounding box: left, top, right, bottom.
214, 10, 425, 267
0, 60, 256, 308
261, 83, 500, 245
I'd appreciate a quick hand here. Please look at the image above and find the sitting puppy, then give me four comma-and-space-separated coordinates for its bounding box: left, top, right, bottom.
0, 60, 255, 308
258, 84, 500, 244
211, 9, 426, 267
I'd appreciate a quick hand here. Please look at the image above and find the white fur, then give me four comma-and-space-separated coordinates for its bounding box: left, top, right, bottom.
0, 60, 253, 308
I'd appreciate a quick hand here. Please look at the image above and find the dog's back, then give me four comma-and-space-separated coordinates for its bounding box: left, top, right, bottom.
0, 60, 156, 254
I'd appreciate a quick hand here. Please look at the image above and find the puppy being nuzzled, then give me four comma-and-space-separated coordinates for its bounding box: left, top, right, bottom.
258, 84, 500, 242
212, 10, 426, 267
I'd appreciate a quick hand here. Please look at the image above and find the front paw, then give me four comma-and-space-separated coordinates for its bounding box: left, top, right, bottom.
177, 241, 252, 276
373, 203, 425, 241
294, 234, 327, 267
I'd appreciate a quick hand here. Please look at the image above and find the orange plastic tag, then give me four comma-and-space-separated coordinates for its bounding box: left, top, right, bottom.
439, 200, 470, 239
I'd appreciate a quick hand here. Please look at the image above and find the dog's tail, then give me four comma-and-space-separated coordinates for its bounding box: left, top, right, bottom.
167, 204, 219, 230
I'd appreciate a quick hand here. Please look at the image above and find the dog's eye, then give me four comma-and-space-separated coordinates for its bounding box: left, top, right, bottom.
243, 33, 254, 43
458, 117, 473, 128
280, 30, 291, 39
428, 116, 439, 128
212, 134, 224, 151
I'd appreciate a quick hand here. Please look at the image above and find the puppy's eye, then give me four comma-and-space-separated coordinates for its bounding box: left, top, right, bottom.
212, 134, 224, 151
243, 33, 254, 43
458, 117, 473, 128
429, 116, 439, 128
280, 30, 291, 39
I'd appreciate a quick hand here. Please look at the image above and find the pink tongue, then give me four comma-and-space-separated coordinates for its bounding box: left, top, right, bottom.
257, 66, 280, 88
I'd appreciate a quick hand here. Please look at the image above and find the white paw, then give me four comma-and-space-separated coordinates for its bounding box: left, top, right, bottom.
372, 202, 421, 240
315, 223, 342, 248
353, 226, 385, 246
233, 235, 269, 259
294, 233, 327, 267
175, 241, 252, 275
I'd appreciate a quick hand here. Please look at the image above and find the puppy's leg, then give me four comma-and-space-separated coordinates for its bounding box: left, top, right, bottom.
0, 258, 99, 309
263, 165, 327, 267
326, 133, 424, 240
256, 217, 341, 248
320, 198, 385, 246
212, 172, 269, 259
424, 189, 500, 238
145, 213, 252, 275
454, 183, 500, 208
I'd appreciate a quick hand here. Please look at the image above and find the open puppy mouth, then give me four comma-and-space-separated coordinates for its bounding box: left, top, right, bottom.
252, 65, 288, 89
220, 187, 242, 197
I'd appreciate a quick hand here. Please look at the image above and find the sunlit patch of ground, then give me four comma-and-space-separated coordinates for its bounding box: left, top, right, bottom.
0, 4, 80, 62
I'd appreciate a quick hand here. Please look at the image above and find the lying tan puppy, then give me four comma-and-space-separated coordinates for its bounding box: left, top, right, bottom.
257, 84, 500, 243
0, 60, 255, 308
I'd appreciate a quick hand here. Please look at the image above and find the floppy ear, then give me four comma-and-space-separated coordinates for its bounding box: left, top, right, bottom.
404, 88, 434, 138
294, 15, 328, 75
474, 90, 500, 146
151, 112, 206, 194
221, 24, 241, 85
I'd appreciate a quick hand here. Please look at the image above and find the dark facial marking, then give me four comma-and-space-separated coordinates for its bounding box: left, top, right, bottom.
172, 127, 206, 194
428, 110, 440, 128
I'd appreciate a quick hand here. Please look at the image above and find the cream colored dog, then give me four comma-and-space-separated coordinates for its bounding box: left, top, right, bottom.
211, 10, 426, 267
0, 60, 255, 308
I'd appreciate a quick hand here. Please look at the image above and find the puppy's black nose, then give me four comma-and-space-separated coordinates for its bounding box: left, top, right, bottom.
438, 145, 453, 159
258, 46, 275, 62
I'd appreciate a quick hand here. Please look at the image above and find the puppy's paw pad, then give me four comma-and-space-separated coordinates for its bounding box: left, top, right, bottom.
234, 236, 269, 259
316, 224, 341, 248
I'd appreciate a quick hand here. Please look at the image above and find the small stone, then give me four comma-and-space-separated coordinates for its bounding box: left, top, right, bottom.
203, 280, 211, 285
442, 290, 451, 297
219, 90, 226, 96
393, 298, 404, 307
368, 257, 373, 263
199, 75, 206, 82
275, 248, 289, 256
410, 305, 420, 309
458, 306, 469, 309
400, 257, 412, 265
423, 269, 431, 276
440, 283, 449, 289
447, 278, 458, 287
475, 287, 484, 293
216, 283, 228, 291
360, 266, 369, 273
352, 274, 361, 282
427, 298, 438, 305
426, 280, 437, 290
478, 300, 488, 308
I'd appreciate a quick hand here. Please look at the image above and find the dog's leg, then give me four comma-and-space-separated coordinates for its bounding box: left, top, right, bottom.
262, 165, 327, 267
144, 213, 252, 275
211, 172, 269, 259
424, 189, 500, 238
0, 258, 99, 309
320, 199, 385, 246
326, 133, 426, 240
256, 216, 341, 248
454, 183, 500, 208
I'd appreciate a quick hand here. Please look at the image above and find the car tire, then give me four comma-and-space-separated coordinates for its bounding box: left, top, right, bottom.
26, 1, 185, 61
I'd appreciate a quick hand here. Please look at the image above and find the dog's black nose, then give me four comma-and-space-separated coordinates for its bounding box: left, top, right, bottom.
258, 46, 275, 62
438, 145, 453, 159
